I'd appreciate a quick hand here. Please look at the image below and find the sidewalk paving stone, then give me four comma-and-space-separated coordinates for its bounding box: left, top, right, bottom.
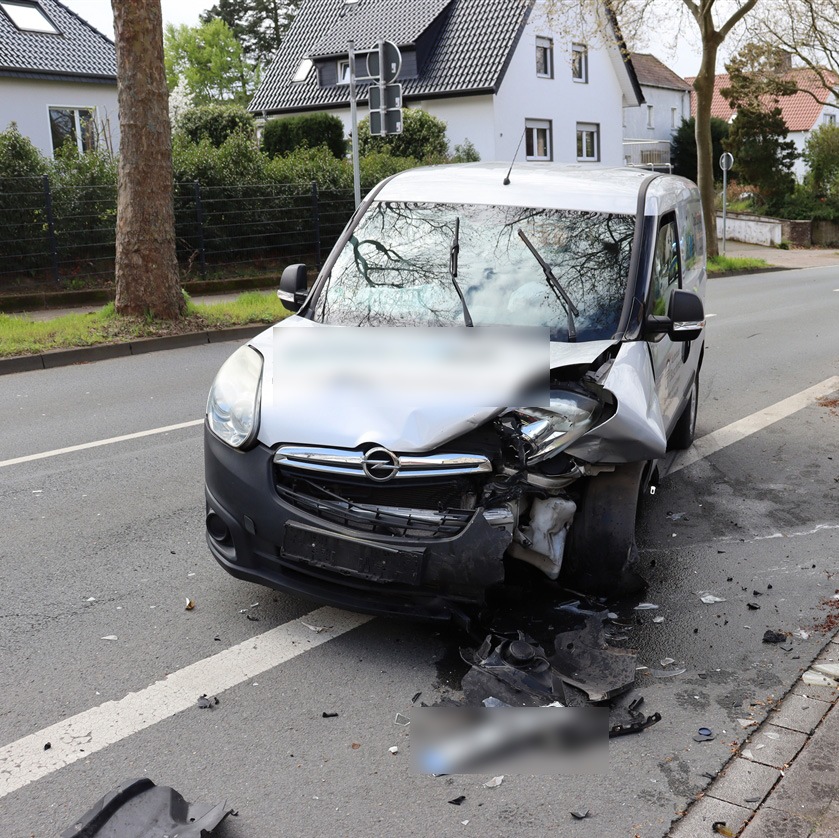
740, 807, 814, 838
706, 758, 781, 811
759, 703, 839, 821
810, 799, 839, 837
770, 693, 833, 735
742, 724, 807, 770
669, 797, 751, 838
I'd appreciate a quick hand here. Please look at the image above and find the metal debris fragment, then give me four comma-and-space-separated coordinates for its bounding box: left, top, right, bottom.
570, 809, 590, 820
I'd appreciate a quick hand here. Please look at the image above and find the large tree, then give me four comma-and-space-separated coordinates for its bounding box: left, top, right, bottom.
111, 0, 183, 319
164, 18, 257, 104
201, 0, 299, 69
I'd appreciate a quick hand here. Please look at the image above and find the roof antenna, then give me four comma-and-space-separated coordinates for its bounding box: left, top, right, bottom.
503, 128, 527, 185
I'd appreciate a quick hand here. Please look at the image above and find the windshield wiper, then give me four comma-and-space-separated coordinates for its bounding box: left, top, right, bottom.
449, 217, 473, 327
517, 228, 579, 342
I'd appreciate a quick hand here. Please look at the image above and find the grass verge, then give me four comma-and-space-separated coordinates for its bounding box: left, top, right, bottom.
0, 291, 289, 358
707, 254, 771, 274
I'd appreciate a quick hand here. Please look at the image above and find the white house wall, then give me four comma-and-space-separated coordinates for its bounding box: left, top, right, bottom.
493, 6, 628, 165
624, 86, 690, 143
0, 77, 119, 157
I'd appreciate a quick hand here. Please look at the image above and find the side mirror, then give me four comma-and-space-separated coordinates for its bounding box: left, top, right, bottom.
278, 264, 308, 312
667, 289, 705, 342
645, 289, 705, 342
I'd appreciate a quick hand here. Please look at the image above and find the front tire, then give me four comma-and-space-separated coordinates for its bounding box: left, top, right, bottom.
669, 374, 699, 451
561, 461, 647, 597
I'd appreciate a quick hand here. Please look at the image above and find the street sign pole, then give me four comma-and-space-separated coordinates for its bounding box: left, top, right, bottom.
348, 39, 361, 208
720, 152, 734, 256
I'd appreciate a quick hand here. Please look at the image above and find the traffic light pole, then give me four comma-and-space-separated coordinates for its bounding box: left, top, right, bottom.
348, 39, 361, 208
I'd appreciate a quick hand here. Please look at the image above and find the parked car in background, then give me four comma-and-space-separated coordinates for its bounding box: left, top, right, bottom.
204, 163, 706, 620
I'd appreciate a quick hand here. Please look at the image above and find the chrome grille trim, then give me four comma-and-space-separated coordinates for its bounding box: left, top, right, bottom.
274, 445, 492, 479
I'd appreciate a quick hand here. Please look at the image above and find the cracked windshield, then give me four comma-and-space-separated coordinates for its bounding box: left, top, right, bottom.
312, 202, 636, 341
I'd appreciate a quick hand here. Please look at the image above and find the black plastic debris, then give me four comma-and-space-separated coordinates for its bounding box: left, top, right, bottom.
412, 691, 422, 704
610, 712, 661, 737
448, 796, 466, 806
44, 742, 51, 751
197, 694, 219, 709
570, 809, 590, 820
747, 603, 761, 610
461, 633, 565, 707
763, 630, 786, 644
60, 778, 230, 838
246, 614, 259, 622
322, 712, 338, 718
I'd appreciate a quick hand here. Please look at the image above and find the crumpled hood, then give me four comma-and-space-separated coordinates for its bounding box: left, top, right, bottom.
251, 318, 618, 452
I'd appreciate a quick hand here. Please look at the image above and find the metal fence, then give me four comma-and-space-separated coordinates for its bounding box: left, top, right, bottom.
0, 176, 356, 293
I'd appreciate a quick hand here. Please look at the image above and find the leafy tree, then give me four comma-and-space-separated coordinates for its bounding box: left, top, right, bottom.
671, 117, 730, 184
803, 123, 839, 195
452, 139, 481, 163
721, 44, 798, 205
262, 113, 347, 159
357, 108, 449, 161
111, 0, 183, 319
0, 122, 47, 177
178, 104, 255, 147
164, 18, 256, 104
201, 0, 299, 68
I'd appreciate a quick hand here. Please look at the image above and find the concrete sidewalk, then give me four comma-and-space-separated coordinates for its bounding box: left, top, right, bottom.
719, 240, 839, 271
669, 633, 839, 837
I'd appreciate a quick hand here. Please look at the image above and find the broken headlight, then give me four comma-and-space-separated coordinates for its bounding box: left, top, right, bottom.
206, 345, 263, 448
509, 391, 601, 464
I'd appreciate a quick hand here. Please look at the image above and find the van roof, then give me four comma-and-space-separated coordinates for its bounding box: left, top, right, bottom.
374, 162, 696, 216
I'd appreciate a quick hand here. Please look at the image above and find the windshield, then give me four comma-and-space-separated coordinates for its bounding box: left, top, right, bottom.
311, 202, 635, 341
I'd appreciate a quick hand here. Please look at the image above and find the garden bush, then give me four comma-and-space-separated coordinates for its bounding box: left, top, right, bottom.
177, 103, 255, 147
357, 108, 449, 161
262, 113, 347, 160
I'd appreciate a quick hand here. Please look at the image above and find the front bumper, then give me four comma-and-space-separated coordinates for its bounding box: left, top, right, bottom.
204, 424, 512, 621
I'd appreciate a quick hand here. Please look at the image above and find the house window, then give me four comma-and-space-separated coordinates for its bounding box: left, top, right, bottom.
49, 107, 97, 155
0, 1, 59, 33
535, 37, 553, 78
826, 113, 837, 125
337, 59, 350, 84
646, 105, 654, 129
571, 43, 588, 83
292, 58, 313, 82
525, 119, 552, 161
671, 107, 678, 129
576, 122, 599, 161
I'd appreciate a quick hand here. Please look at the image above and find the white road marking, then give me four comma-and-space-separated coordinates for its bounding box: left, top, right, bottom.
0, 419, 203, 469
671, 375, 839, 474
0, 607, 372, 800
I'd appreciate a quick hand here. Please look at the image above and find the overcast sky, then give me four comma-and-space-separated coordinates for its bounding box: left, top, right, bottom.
61, 0, 706, 77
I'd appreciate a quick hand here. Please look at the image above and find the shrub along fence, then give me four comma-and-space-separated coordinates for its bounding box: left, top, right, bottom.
0, 176, 356, 294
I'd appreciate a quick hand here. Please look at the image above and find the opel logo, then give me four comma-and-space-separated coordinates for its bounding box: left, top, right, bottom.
362, 447, 400, 482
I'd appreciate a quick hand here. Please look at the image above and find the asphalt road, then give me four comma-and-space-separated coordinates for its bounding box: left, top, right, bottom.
1, 266, 838, 837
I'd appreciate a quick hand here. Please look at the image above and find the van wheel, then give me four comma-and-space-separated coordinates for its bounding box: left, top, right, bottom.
561, 462, 646, 597
669, 374, 699, 451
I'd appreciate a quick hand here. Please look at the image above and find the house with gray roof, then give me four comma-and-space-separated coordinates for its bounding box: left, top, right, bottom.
250, 0, 643, 166
0, 0, 118, 156
623, 53, 691, 170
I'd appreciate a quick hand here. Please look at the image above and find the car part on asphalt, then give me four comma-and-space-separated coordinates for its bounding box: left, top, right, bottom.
60, 778, 230, 838
763, 630, 787, 643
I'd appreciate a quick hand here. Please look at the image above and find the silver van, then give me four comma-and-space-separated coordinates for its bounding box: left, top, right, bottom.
204, 163, 706, 619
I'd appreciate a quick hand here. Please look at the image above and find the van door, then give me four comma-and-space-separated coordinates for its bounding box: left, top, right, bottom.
647, 213, 685, 433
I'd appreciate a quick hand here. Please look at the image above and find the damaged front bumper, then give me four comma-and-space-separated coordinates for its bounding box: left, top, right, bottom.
204, 424, 512, 621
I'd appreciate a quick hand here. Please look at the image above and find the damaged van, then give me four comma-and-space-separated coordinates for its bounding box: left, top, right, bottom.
204, 163, 706, 619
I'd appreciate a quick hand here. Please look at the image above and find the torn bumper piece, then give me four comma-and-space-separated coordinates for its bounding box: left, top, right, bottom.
61, 778, 229, 838
205, 427, 510, 620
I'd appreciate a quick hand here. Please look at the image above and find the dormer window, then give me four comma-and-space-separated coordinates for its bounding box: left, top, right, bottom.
0, 1, 60, 34
337, 59, 350, 84
292, 58, 313, 82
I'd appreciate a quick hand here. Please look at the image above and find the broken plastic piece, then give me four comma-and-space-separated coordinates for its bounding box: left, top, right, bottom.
44, 742, 51, 751
634, 603, 659, 610
351, 743, 361, 750
652, 616, 665, 624
448, 796, 466, 806
482, 697, 510, 708
395, 713, 411, 726
60, 778, 229, 838
737, 718, 757, 728
389, 746, 399, 755
794, 629, 810, 640
699, 593, 726, 604
570, 809, 590, 820
813, 663, 839, 679
301, 621, 326, 633
185, 598, 195, 611
649, 667, 686, 678
483, 776, 504, 788
747, 603, 760, 610
412, 691, 422, 704
609, 712, 661, 737
101, 636, 118, 641
803, 670, 837, 687
246, 614, 259, 622
698, 727, 712, 737
744, 796, 761, 803
693, 734, 715, 742
712, 823, 735, 837
763, 630, 786, 644
659, 658, 675, 667
197, 694, 219, 709
322, 712, 338, 718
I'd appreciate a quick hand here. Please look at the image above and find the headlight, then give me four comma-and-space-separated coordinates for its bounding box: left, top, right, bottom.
510, 391, 601, 464
206, 346, 263, 448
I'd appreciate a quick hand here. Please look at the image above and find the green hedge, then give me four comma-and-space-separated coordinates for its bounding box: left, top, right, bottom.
177, 104, 256, 147
262, 113, 347, 159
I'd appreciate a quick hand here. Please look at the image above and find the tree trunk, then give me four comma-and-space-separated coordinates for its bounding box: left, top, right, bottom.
111, 0, 184, 319
693, 31, 722, 260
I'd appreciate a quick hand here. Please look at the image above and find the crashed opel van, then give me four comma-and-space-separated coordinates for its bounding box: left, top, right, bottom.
204, 163, 706, 619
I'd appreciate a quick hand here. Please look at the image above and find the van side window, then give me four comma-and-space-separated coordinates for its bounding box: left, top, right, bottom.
650, 217, 681, 316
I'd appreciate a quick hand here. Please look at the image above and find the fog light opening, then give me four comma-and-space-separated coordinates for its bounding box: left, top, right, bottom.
206, 511, 231, 544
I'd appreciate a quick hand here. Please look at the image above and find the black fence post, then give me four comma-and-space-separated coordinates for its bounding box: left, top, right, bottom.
311, 180, 322, 270
194, 180, 207, 280
42, 174, 59, 283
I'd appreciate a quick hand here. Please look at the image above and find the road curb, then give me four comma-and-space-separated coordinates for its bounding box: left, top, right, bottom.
0, 324, 267, 376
